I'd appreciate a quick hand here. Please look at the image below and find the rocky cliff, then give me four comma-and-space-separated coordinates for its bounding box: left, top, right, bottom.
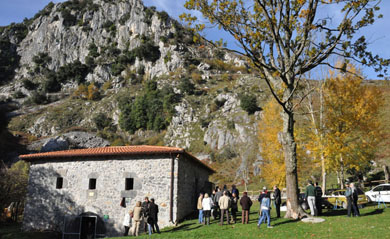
0, 0, 271, 182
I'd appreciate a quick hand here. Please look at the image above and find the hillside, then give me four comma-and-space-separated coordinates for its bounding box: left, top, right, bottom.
1, 0, 389, 186
0, 0, 271, 183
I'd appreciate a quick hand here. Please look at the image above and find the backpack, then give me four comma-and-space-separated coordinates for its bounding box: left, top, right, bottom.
261, 197, 270, 210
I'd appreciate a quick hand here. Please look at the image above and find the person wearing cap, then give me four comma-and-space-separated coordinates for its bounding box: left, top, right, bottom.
258, 187, 268, 204
305, 181, 317, 216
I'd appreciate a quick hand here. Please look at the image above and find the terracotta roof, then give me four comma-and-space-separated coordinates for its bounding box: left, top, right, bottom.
19, 145, 215, 173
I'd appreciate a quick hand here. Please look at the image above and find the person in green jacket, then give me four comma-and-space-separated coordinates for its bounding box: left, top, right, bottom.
305, 181, 317, 216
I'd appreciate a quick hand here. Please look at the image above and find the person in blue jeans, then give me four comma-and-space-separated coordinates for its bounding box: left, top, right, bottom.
197, 193, 204, 224
257, 193, 273, 228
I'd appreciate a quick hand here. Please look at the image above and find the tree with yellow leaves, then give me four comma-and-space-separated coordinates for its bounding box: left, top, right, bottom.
182, 0, 389, 218
323, 66, 383, 188
258, 100, 315, 189
258, 100, 286, 188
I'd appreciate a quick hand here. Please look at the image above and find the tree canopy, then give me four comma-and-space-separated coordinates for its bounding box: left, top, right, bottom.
182, 0, 389, 219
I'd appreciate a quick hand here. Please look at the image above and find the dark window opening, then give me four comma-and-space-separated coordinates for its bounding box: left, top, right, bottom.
125, 178, 134, 190
89, 178, 97, 190
56, 177, 63, 189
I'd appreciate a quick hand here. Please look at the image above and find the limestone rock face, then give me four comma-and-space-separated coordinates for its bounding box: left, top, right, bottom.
63, 131, 110, 149
2, 0, 267, 177
27, 131, 109, 153
41, 136, 69, 152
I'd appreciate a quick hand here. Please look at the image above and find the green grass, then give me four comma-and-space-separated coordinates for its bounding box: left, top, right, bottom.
2, 204, 389, 239
110, 204, 390, 239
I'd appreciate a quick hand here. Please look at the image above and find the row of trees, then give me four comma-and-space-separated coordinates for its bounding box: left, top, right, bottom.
258, 66, 383, 192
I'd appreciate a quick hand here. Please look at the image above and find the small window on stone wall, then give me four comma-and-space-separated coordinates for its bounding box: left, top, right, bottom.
56, 177, 63, 189
125, 178, 134, 190
89, 178, 97, 190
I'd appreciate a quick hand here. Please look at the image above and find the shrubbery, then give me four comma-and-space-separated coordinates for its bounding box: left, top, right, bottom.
93, 113, 112, 130
240, 94, 260, 114
179, 78, 195, 95
119, 80, 180, 133
73, 82, 100, 100
0, 38, 21, 85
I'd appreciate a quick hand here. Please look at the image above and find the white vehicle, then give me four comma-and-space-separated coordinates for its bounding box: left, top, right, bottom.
365, 184, 390, 202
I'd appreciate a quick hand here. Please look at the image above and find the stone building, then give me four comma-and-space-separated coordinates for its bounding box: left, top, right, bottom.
20, 145, 215, 238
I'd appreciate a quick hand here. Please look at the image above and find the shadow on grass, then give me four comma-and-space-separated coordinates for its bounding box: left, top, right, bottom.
273, 219, 300, 226
361, 209, 384, 217
320, 209, 347, 217
163, 223, 202, 233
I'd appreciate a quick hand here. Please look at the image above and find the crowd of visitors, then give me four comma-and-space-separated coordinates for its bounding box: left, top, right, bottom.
122, 196, 161, 237
195, 184, 281, 229
122, 182, 364, 235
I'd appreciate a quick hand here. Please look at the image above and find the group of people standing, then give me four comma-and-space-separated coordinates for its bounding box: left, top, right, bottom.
122, 197, 160, 237
197, 185, 244, 225
197, 184, 283, 229
305, 181, 323, 216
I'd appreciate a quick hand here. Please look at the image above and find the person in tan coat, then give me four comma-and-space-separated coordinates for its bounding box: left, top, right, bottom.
197, 193, 204, 224
218, 191, 231, 225
133, 201, 142, 236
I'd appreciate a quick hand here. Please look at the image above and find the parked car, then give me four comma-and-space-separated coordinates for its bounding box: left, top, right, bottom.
325, 188, 368, 209
280, 193, 332, 211
365, 184, 390, 202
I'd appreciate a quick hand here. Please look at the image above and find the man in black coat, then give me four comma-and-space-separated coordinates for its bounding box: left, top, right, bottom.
141, 197, 150, 233
273, 185, 281, 218
148, 198, 161, 233
314, 182, 323, 215
350, 183, 360, 217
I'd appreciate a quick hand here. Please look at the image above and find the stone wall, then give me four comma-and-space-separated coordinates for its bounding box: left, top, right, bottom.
23, 155, 176, 236
176, 155, 213, 221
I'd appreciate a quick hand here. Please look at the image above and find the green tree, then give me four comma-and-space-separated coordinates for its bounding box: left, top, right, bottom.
182, 0, 389, 218
119, 81, 179, 133
0, 161, 29, 210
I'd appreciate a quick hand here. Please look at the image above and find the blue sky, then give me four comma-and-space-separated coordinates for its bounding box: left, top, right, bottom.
0, 0, 389, 79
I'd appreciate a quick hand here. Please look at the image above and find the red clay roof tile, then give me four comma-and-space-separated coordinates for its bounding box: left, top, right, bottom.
19, 145, 215, 172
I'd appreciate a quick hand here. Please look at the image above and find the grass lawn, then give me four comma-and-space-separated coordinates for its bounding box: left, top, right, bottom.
1, 204, 389, 239
110, 203, 390, 239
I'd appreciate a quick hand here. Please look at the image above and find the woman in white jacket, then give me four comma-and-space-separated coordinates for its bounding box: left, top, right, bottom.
202, 193, 213, 225
123, 210, 133, 236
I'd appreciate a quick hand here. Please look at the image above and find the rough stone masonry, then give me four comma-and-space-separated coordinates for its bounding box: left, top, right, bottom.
21, 146, 214, 237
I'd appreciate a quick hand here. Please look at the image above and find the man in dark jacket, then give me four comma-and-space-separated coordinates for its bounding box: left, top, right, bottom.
273, 185, 281, 218
314, 182, 322, 216
148, 198, 160, 234
141, 197, 150, 234
258, 187, 268, 203
240, 192, 252, 224
350, 183, 360, 217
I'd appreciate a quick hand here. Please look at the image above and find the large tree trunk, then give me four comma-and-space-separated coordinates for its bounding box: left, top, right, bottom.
383, 165, 390, 183
280, 109, 306, 219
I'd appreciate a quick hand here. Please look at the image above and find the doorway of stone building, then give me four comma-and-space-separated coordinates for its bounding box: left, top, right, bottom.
80, 216, 96, 239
